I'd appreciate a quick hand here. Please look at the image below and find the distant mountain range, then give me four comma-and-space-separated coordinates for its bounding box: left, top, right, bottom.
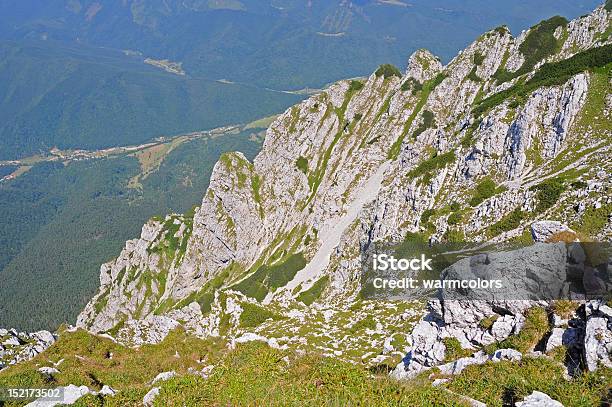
0, 0, 603, 88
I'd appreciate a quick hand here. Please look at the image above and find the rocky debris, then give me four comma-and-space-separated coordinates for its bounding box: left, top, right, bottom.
0, 329, 56, 370
531, 221, 576, 243
516, 391, 564, 407
151, 370, 176, 384
390, 299, 528, 379
116, 315, 180, 346
38, 366, 60, 376
392, 245, 610, 379
233, 333, 269, 346
584, 300, 612, 371
545, 327, 581, 353
405, 49, 443, 83
99, 385, 116, 396
434, 349, 522, 376
188, 364, 214, 379
143, 387, 160, 406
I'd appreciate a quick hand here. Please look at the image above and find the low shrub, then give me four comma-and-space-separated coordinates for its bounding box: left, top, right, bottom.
375, 64, 402, 79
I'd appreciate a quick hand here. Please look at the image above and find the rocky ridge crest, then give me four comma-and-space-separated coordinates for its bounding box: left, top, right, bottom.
75, 3, 611, 377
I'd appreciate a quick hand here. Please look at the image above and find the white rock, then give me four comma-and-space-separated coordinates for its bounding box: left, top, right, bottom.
98, 385, 116, 396
2, 336, 22, 346
25, 384, 91, 407
151, 370, 176, 384
516, 391, 564, 407
234, 333, 268, 344
38, 366, 60, 375
143, 387, 160, 406
530, 221, 574, 243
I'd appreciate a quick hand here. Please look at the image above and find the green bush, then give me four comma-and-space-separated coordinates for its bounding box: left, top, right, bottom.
492, 308, 549, 353
488, 208, 526, 236
296, 276, 329, 306
404, 231, 429, 244
401, 78, 423, 93
296, 156, 308, 174
577, 204, 611, 237
447, 212, 462, 225
444, 229, 465, 243
470, 178, 498, 206
408, 151, 456, 179
348, 80, 364, 92
442, 337, 472, 362
530, 177, 565, 212
421, 208, 436, 225
473, 52, 485, 66
375, 64, 402, 79
493, 16, 568, 83
239, 302, 284, 328
350, 316, 377, 333
476, 44, 612, 117
412, 110, 436, 139
478, 315, 499, 330
466, 67, 481, 82
234, 253, 307, 301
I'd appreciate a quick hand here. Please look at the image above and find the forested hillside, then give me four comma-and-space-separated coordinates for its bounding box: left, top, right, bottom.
0, 129, 263, 330
0, 41, 300, 159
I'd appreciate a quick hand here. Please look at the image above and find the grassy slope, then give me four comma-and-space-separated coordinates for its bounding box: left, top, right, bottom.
0, 329, 464, 407
1, 328, 609, 406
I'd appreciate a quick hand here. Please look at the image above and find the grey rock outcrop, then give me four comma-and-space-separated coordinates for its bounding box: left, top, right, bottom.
531, 221, 576, 243
584, 300, 612, 371
0, 329, 56, 370
516, 391, 564, 407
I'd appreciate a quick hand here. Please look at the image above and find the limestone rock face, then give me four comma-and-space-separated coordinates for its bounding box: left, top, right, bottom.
531, 221, 576, 242
405, 49, 443, 83
74, 5, 610, 382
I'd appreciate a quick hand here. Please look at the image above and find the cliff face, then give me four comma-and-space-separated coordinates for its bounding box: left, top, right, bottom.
78, 5, 611, 368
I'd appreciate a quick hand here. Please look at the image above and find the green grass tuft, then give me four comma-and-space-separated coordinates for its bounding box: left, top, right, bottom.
239, 302, 285, 328
296, 276, 329, 306
488, 208, 526, 237
296, 156, 308, 175
375, 64, 402, 79
476, 44, 612, 117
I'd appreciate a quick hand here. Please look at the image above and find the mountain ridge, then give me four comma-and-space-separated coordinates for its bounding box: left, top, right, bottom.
1, 4, 611, 406
78, 4, 611, 339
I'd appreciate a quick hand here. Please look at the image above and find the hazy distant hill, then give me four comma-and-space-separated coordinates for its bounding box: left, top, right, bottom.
0, 40, 301, 159
0, 0, 602, 89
